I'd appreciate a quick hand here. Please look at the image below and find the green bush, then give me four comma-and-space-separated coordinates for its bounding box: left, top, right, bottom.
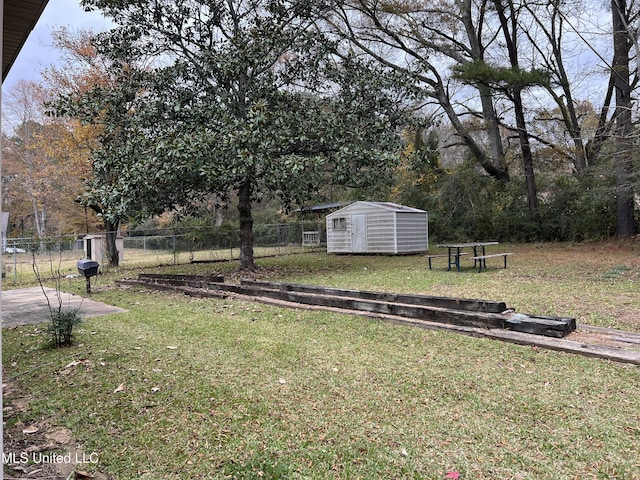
399, 161, 621, 243
417, 163, 537, 242
539, 172, 616, 241
47, 308, 83, 347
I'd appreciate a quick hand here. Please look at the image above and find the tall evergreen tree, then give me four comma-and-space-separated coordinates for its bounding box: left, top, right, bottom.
74, 0, 418, 269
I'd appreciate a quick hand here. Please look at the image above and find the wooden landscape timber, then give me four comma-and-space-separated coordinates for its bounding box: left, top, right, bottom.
236, 279, 575, 337
115, 274, 640, 365
221, 282, 509, 330
118, 275, 574, 336
118, 273, 229, 298
239, 279, 507, 313
138, 273, 225, 283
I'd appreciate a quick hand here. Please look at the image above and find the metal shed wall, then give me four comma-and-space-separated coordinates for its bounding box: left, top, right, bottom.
395, 211, 429, 252
326, 202, 428, 254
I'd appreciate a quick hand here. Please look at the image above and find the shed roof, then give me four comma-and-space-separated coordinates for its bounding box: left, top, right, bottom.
327, 201, 426, 216
3, 0, 50, 81
296, 201, 352, 214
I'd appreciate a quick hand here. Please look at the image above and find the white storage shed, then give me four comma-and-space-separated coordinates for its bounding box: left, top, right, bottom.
83, 234, 124, 263
326, 201, 428, 254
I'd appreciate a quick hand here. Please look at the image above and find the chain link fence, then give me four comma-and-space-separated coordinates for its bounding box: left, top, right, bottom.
1, 221, 326, 285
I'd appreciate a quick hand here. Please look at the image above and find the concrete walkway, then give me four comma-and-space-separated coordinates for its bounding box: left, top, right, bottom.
1, 287, 128, 328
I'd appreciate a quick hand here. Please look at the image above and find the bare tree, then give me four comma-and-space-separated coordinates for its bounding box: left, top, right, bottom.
2, 81, 52, 238
491, 0, 540, 223
326, 0, 510, 181
612, 0, 637, 237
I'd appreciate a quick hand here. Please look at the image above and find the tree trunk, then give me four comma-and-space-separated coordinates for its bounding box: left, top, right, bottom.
612, 0, 636, 237
585, 75, 616, 167
460, 0, 509, 179
492, 0, 539, 226
237, 181, 255, 271
104, 219, 120, 267
433, 81, 510, 181
513, 88, 540, 225
31, 196, 45, 237
458, 0, 509, 181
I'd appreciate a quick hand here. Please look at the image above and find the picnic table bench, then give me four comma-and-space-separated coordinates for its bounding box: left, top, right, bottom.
427, 252, 468, 270
431, 242, 513, 272
471, 252, 513, 273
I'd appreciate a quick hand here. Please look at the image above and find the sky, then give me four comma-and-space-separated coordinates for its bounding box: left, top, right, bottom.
2, 0, 614, 107
3, 0, 114, 91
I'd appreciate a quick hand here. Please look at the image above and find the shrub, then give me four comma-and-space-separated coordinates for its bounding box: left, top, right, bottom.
47, 308, 83, 347
31, 237, 84, 347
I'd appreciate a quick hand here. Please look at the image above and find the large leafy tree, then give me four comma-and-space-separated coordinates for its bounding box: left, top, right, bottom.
326, 0, 511, 182
452, 0, 550, 226
46, 29, 164, 266
77, 0, 418, 270
2, 81, 52, 237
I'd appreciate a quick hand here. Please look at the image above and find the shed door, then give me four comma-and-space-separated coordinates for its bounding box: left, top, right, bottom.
351, 214, 367, 252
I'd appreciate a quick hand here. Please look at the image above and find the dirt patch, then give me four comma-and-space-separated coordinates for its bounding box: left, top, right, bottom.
3, 377, 110, 480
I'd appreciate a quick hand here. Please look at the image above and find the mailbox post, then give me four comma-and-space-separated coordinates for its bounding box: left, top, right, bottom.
77, 259, 100, 293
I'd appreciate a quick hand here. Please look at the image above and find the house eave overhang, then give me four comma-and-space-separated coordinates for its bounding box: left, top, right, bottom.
3, 0, 51, 82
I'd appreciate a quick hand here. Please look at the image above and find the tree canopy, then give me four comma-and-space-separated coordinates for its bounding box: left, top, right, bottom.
9, 0, 637, 251
325, 0, 638, 237
64, 0, 422, 269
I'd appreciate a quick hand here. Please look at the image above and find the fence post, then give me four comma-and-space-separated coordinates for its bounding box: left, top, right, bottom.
12, 250, 17, 283
172, 232, 177, 265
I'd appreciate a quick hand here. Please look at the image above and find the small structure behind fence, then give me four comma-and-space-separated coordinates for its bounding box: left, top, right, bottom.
83, 234, 124, 264
2, 222, 325, 284
302, 231, 321, 246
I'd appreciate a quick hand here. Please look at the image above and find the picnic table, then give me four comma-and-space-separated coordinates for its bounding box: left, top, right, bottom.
435, 242, 500, 272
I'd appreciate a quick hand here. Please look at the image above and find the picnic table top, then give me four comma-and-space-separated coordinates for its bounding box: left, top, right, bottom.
436, 241, 499, 249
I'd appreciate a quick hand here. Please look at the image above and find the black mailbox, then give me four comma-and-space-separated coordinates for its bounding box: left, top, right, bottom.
77, 259, 99, 293
77, 259, 99, 277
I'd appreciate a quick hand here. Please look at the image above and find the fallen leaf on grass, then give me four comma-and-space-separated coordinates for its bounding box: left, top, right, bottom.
62, 359, 90, 372
445, 471, 460, 479
22, 425, 39, 435
75, 470, 95, 479
166, 346, 178, 350
278, 378, 287, 384
113, 383, 125, 393
151, 387, 160, 393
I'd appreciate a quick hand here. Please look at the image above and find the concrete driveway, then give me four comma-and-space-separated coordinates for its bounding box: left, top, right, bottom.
1, 287, 128, 328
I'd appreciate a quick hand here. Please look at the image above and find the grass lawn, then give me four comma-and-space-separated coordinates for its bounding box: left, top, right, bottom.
3, 241, 640, 479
